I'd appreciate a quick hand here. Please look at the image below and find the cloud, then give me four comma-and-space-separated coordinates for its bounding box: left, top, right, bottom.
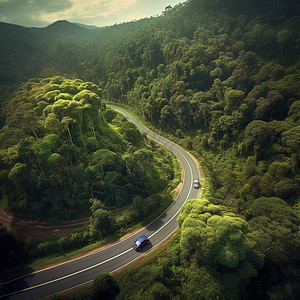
0, 0, 137, 27
0, 0, 183, 27
0, 0, 72, 26
39, 0, 138, 23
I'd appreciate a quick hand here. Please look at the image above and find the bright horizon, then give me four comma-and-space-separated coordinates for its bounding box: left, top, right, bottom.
0, 0, 186, 28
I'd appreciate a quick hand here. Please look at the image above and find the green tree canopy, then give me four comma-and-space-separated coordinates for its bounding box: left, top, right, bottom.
91, 272, 120, 300
178, 199, 251, 269
248, 197, 299, 264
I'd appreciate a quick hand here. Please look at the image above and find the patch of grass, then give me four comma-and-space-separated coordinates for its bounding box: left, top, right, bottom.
170, 155, 182, 189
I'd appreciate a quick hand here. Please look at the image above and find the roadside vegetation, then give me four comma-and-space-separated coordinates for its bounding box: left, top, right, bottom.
0, 77, 180, 279
0, 0, 299, 298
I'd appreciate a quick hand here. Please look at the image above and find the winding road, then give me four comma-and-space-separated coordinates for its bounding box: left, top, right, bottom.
0, 107, 201, 300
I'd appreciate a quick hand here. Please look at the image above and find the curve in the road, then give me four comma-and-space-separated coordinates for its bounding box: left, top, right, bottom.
0, 107, 201, 300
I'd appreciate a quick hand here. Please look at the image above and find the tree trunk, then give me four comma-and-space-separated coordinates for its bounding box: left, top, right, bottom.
67, 124, 78, 164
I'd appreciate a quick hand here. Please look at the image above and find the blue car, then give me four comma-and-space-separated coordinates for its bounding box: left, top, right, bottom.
133, 235, 150, 251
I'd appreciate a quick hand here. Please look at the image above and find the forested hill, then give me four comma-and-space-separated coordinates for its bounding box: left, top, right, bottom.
0, 0, 299, 88
0, 0, 300, 298
0, 77, 176, 220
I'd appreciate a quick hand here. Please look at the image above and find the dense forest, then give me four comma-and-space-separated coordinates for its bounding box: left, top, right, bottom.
0, 77, 176, 220
0, 76, 178, 276
0, 0, 299, 298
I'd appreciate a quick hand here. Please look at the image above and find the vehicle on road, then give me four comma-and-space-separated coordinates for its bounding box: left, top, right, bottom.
193, 179, 200, 189
133, 235, 150, 251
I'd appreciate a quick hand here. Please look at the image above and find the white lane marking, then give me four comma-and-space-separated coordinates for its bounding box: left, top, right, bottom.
115, 107, 199, 236
0, 108, 199, 298
0, 131, 184, 286
1, 222, 145, 284
0, 248, 132, 298
1, 148, 186, 289
47, 225, 183, 298
148, 147, 193, 239
114, 107, 195, 240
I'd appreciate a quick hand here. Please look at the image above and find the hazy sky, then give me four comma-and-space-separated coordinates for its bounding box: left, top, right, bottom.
0, 0, 186, 28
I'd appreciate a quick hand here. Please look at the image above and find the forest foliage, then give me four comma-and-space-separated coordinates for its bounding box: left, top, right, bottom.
0, 0, 299, 298
0, 77, 175, 220
0, 77, 178, 278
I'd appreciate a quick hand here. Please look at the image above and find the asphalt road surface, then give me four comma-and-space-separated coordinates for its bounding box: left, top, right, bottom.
0, 107, 200, 300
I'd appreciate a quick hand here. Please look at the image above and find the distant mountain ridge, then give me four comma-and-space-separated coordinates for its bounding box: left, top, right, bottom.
0, 20, 99, 31
0, 0, 299, 87
74, 22, 100, 29
0, 20, 100, 84
43, 20, 89, 35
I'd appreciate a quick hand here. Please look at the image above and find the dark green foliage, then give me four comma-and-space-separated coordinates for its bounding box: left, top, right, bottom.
115, 238, 224, 300
180, 264, 224, 300
178, 200, 250, 267
0, 78, 179, 275
244, 120, 272, 160
116, 239, 225, 299
0, 77, 106, 219
91, 272, 120, 300
0, 224, 25, 274
0, 0, 299, 298
90, 209, 115, 239
178, 199, 257, 298
0, 77, 175, 221
93, 1, 299, 298
119, 121, 143, 146
248, 197, 299, 262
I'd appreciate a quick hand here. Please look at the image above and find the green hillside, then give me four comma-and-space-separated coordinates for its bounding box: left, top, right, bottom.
0, 0, 299, 298
0, 77, 175, 220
